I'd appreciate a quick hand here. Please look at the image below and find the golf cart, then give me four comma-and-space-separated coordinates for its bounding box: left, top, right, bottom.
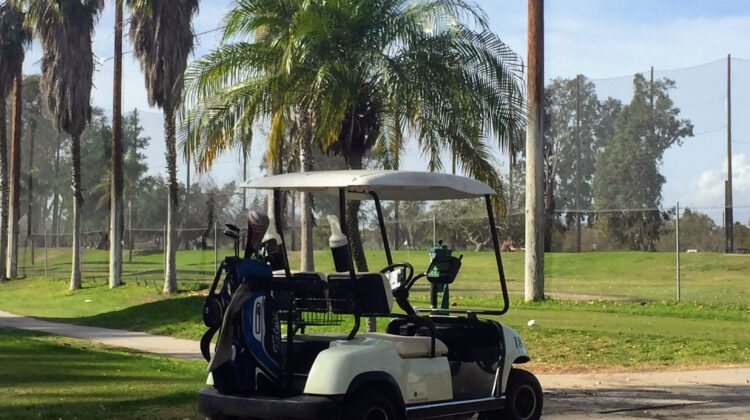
197, 170, 542, 420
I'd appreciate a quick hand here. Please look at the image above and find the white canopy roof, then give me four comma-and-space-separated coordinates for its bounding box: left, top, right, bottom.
241, 170, 495, 201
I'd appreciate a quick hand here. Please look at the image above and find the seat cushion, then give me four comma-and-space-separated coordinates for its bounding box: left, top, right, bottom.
363, 333, 448, 359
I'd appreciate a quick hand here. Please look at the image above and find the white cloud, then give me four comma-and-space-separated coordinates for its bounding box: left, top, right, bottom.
692, 153, 750, 206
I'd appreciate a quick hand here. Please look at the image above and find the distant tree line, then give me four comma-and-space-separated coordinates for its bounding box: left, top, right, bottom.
8, 75, 245, 251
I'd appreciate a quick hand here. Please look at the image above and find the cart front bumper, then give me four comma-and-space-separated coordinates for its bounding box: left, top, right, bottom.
198, 387, 338, 419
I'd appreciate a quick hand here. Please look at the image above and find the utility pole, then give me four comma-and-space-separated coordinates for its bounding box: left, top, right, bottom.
109, 0, 124, 288
575, 75, 582, 253
525, 0, 545, 302
725, 54, 734, 254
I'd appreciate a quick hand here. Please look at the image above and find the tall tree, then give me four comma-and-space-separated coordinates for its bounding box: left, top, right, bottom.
22, 76, 44, 254
128, 0, 198, 293
593, 74, 693, 251
109, 0, 124, 288
184, 0, 524, 275
540, 76, 620, 251
19, 0, 104, 289
0, 3, 30, 281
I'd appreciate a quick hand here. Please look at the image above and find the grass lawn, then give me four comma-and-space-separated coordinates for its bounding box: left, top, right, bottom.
0, 328, 203, 419
1, 277, 748, 372
17, 248, 750, 303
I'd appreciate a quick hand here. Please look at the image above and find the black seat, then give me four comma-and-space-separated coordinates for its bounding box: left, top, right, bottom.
272, 272, 328, 312
327, 273, 392, 315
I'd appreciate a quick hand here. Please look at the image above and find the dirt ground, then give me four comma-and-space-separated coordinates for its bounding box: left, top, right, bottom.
539, 368, 750, 419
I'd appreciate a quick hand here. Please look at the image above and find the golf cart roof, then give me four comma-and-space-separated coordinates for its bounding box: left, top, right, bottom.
240, 170, 495, 201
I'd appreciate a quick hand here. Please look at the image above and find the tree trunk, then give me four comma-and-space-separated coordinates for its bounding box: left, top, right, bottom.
393, 201, 400, 250
109, 0, 124, 288
52, 135, 61, 248
543, 179, 555, 252
0, 93, 9, 281
164, 105, 178, 293
70, 134, 83, 290
7, 73, 22, 279
300, 118, 314, 271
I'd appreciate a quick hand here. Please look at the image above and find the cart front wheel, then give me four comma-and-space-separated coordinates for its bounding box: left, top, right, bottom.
505, 368, 543, 420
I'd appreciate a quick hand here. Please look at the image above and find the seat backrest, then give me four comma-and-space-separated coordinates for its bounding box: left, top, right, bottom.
272, 272, 328, 312
327, 273, 393, 315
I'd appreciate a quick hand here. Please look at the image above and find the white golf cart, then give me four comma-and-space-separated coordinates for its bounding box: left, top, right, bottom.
198, 170, 542, 420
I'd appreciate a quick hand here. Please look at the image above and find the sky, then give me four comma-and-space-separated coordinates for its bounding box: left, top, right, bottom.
20, 0, 750, 224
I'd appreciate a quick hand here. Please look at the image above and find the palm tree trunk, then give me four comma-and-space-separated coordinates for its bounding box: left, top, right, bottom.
0, 93, 9, 281
164, 105, 178, 294
109, 0, 124, 289
70, 134, 83, 290
7, 73, 22, 279
299, 117, 314, 271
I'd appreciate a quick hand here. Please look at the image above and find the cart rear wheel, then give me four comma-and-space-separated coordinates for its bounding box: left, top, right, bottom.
341, 388, 399, 420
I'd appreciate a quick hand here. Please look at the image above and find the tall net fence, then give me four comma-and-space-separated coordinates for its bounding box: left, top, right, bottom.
14, 57, 750, 305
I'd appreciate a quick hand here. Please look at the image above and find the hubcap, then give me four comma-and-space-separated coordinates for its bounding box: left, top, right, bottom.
514, 384, 537, 420
364, 406, 389, 420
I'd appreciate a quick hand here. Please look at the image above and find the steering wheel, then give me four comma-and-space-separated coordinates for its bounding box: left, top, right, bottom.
380, 262, 416, 315
379, 262, 414, 289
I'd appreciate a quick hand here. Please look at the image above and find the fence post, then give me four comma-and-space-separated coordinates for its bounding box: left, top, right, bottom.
128, 200, 133, 263
675, 202, 681, 302
214, 222, 219, 271
163, 225, 167, 269
44, 224, 48, 278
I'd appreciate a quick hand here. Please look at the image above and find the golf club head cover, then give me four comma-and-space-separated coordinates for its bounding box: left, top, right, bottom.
246, 211, 270, 256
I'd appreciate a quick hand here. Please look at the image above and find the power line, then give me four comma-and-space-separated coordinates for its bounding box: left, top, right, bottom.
96, 26, 224, 64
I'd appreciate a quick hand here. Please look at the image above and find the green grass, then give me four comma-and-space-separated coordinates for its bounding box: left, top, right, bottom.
1, 277, 748, 372
17, 248, 750, 303
0, 328, 203, 419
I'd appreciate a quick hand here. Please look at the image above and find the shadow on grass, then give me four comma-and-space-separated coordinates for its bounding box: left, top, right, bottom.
0, 328, 203, 419
41, 296, 206, 339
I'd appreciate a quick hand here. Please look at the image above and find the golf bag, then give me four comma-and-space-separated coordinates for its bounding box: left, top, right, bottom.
202, 248, 282, 396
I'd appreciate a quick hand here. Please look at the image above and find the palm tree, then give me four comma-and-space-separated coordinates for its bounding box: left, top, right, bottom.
128, 0, 198, 294
18, 0, 104, 290
0, 3, 30, 281
109, 0, 124, 288
184, 0, 525, 270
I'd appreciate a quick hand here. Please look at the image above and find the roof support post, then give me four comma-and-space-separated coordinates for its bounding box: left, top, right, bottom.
273, 189, 292, 278
485, 195, 509, 315
370, 192, 393, 266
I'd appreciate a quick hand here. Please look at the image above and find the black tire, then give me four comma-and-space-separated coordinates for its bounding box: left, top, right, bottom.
478, 369, 543, 420
504, 368, 543, 420
340, 388, 399, 420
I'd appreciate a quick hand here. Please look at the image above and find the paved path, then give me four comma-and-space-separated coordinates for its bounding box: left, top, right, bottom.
1, 310, 748, 418
0, 310, 205, 359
